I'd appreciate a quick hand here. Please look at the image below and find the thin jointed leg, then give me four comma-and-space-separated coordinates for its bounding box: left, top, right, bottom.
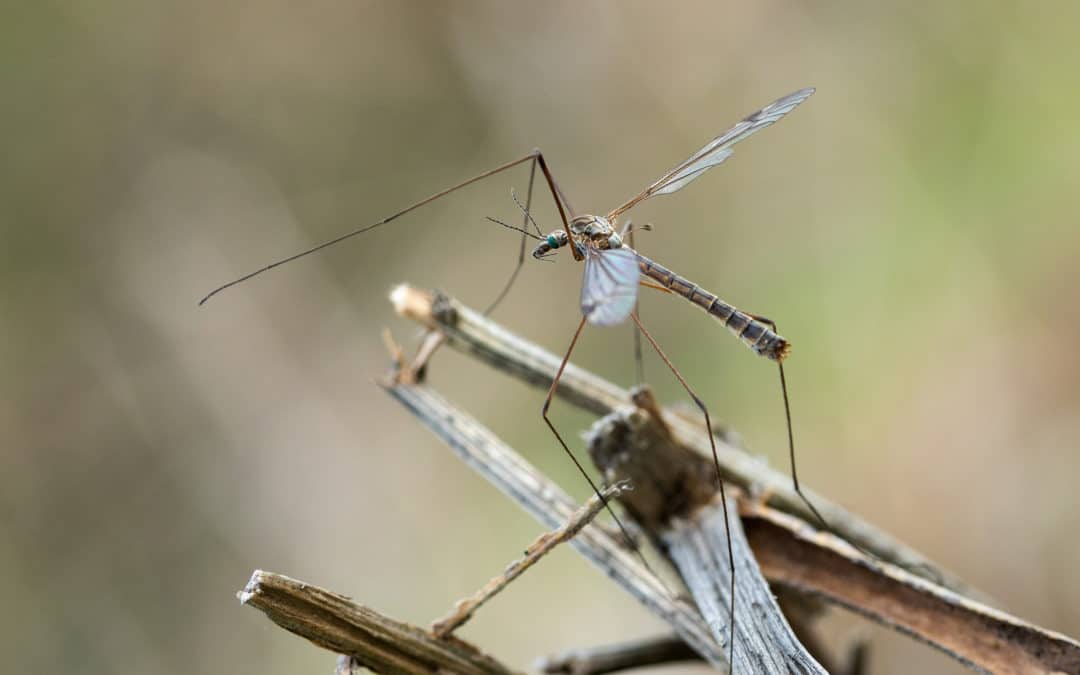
748, 315, 830, 522
482, 156, 539, 316
411, 149, 566, 374
630, 311, 736, 670
748, 313, 866, 560
540, 316, 653, 575
628, 226, 645, 384
200, 148, 572, 306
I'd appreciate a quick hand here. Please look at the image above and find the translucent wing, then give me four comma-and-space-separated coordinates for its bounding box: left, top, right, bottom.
608, 88, 814, 220
581, 246, 640, 326
650, 148, 734, 197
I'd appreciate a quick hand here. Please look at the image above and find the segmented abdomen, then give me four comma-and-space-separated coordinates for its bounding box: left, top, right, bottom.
636, 254, 791, 361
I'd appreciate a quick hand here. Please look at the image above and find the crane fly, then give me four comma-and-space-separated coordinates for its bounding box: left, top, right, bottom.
200, 87, 818, 670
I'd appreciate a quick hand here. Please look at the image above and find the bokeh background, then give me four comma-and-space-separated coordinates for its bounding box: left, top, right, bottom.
5, 3, 1080, 673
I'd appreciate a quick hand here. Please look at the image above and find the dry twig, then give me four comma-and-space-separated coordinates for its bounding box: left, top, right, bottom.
536, 634, 697, 674
389, 284, 975, 599
382, 382, 728, 668
238, 570, 519, 675
236, 283, 1080, 675
390, 283, 1080, 673
741, 502, 1080, 675
431, 482, 631, 637
584, 344, 1080, 673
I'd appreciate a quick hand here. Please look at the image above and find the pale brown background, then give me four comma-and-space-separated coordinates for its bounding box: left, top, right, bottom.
5, 3, 1080, 674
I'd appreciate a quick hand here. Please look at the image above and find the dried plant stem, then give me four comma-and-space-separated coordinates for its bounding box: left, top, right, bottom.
587, 374, 1080, 673
383, 381, 831, 672
238, 570, 519, 675
232, 282, 1080, 675
390, 284, 975, 599
389, 283, 1080, 673
431, 482, 631, 638
382, 381, 728, 668
741, 502, 1080, 675
586, 387, 825, 672
536, 634, 699, 674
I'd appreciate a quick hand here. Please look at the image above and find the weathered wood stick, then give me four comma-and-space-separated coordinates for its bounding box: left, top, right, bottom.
590, 389, 1080, 674
536, 634, 699, 674
383, 381, 828, 673
741, 503, 1080, 675
390, 283, 975, 599
382, 381, 728, 668
238, 570, 519, 675
390, 284, 1080, 673
537, 628, 867, 675
588, 387, 825, 673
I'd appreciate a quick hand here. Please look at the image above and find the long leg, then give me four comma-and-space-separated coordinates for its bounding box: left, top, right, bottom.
753, 316, 929, 578
629, 311, 736, 670
639, 278, 674, 294
200, 149, 573, 305
747, 314, 859, 554
541, 316, 657, 574
481, 156, 539, 316
627, 226, 646, 384
407, 152, 548, 381
777, 359, 829, 528
422, 151, 568, 377
745, 316, 819, 511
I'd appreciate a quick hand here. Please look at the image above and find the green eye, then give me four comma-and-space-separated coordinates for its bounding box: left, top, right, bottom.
546, 234, 560, 249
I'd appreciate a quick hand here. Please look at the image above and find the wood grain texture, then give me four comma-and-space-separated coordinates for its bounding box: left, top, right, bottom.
238, 570, 519, 675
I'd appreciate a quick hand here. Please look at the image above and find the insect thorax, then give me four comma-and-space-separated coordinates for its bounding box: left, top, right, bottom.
570, 215, 622, 249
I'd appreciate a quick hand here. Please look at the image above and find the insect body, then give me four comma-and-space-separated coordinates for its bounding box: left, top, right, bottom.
202, 87, 820, 672
534, 214, 790, 359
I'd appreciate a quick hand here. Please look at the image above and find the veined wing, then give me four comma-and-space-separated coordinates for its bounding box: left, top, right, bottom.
607, 88, 814, 220
581, 246, 640, 326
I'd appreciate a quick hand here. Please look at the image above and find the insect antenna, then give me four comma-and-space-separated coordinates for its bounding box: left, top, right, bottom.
484, 216, 545, 242
510, 188, 546, 237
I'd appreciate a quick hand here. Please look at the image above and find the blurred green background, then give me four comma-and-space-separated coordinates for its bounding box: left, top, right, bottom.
4, 2, 1080, 673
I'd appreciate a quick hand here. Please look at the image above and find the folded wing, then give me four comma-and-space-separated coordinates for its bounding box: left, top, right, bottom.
581, 247, 641, 326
